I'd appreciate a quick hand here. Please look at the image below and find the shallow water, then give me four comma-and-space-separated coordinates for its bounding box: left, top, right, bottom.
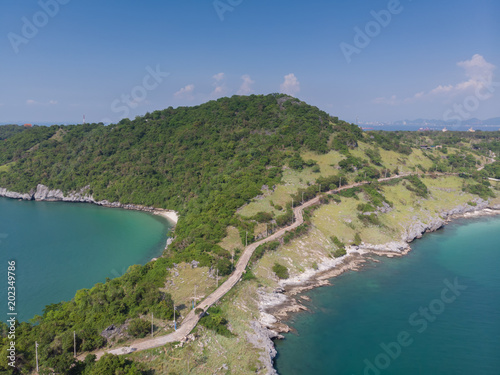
274, 216, 500, 375
0, 197, 171, 322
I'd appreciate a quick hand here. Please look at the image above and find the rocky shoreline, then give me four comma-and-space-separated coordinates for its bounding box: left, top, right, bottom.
254, 200, 500, 374
0, 184, 179, 224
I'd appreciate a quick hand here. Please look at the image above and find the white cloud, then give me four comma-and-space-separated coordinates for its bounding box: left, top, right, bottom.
280, 73, 300, 96
457, 53, 495, 82
237, 74, 255, 95
26, 99, 58, 106
213, 72, 225, 82
210, 72, 229, 98
373, 54, 496, 105
174, 84, 195, 100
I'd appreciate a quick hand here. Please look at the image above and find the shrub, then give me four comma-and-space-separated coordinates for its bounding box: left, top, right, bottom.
128, 318, 150, 338
276, 209, 293, 226
353, 233, 362, 246
330, 194, 341, 203
404, 175, 429, 198
283, 223, 309, 244
216, 258, 232, 276
357, 203, 375, 213
338, 188, 359, 199
330, 236, 345, 250
339, 155, 364, 172
242, 269, 257, 281
250, 241, 280, 263
251, 211, 274, 223
199, 306, 233, 337
357, 213, 381, 226
333, 248, 347, 258
195, 308, 204, 316
272, 263, 289, 279
365, 147, 383, 166
463, 183, 494, 199
289, 154, 305, 170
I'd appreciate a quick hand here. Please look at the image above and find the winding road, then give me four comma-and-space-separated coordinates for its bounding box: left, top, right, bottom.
83, 165, 494, 360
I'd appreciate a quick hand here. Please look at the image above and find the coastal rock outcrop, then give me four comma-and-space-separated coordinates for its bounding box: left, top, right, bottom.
0, 184, 178, 223
356, 241, 410, 253
34, 184, 95, 202
401, 198, 496, 243
402, 216, 445, 242
246, 321, 279, 375
0, 188, 32, 200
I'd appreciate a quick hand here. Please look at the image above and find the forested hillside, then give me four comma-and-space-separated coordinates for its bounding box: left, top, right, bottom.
0, 124, 27, 141
0, 94, 354, 265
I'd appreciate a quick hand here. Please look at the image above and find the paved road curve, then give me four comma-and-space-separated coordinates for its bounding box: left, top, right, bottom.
83, 167, 493, 360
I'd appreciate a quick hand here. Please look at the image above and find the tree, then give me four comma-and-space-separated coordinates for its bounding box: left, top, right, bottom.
272, 263, 289, 279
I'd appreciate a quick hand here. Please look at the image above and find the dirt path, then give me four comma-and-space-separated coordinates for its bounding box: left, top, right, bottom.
81, 169, 490, 360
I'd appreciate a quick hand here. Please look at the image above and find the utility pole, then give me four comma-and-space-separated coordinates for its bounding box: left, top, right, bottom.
73, 331, 76, 357
173, 306, 177, 331
245, 231, 248, 247
319, 184, 321, 193
339, 177, 342, 188
193, 285, 197, 309
302, 192, 304, 205
35, 342, 39, 373
292, 198, 294, 210
151, 313, 154, 338
216, 268, 219, 288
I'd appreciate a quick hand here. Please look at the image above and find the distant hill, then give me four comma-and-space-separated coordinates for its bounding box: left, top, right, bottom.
389, 117, 500, 127
0, 124, 27, 140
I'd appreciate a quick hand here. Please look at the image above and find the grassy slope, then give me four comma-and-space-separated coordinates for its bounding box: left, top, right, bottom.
139, 142, 500, 374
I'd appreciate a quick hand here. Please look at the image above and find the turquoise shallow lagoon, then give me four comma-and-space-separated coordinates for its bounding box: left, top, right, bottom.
274, 216, 500, 375
0, 197, 171, 322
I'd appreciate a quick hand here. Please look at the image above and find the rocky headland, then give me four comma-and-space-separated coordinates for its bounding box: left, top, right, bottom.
0, 184, 178, 224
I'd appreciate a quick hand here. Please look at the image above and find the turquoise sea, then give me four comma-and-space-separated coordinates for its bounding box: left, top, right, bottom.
274, 216, 500, 375
0, 197, 172, 322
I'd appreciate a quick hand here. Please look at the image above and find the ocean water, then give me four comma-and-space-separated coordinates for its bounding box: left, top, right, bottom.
274, 216, 500, 375
0, 197, 171, 322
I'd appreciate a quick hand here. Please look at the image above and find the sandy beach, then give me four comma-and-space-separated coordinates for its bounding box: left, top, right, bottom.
153, 209, 179, 224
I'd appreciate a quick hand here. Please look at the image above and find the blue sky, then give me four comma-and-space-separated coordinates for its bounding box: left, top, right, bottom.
1, 0, 499, 124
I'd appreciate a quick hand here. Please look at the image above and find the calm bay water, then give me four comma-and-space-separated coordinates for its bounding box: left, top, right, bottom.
0, 197, 171, 322
274, 216, 500, 375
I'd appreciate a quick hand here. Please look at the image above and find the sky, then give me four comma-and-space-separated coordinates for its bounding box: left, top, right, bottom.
0, 0, 499, 125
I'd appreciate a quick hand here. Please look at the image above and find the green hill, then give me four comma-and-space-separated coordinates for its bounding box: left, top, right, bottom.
1, 94, 499, 374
